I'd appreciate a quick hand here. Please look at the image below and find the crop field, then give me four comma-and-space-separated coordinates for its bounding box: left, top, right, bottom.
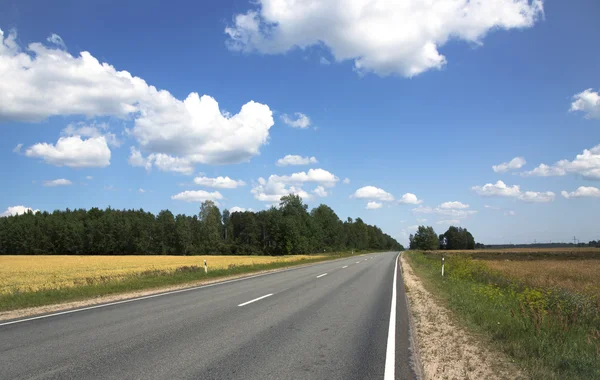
0, 255, 325, 295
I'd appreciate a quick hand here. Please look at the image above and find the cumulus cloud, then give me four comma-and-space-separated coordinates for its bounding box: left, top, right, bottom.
521, 145, 600, 180
0, 29, 274, 169
252, 168, 338, 202
472, 180, 555, 202
439, 201, 469, 209
343, 178, 350, 185
351, 186, 394, 201
280, 112, 311, 129
518, 191, 555, 203
413, 205, 477, 219
43, 178, 72, 187
128, 147, 194, 175
62, 122, 121, 147
25, 135, 111, 168
171, 190, 223, 203
193, 176, 246, 189
313, 186, 328, 197
561, 186, 600, 199
46, 33, 66, 49
492, 156, 526, 173
225, 0, 544, 77
229, 206, 253, 213
1, 205, 39, 217
138, 188, 146, 193
397, 193, 423, 205
472, 180, 521, 197
570, 88, 600, 119
12, 143, 22, 153
276, 155, 318, 166
436, 219, 460, 225
366, 201, 382, 210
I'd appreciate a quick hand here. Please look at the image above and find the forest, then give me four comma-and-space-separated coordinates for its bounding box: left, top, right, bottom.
0, 195, 403, 255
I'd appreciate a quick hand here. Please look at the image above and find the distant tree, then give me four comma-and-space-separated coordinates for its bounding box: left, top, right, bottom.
440, 226, 475, 250
409, 226, 439, 250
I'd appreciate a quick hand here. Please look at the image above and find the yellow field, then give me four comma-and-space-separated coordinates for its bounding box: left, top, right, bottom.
0, 255, 324, 295
482, 259, 600, 299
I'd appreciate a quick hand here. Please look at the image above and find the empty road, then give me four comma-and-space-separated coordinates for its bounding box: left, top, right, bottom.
0, 251, 416, 380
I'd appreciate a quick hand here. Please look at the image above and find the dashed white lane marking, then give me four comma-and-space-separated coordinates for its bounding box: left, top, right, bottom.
356, 261, 360, 264
237, 293, 273, 307
384, 254, 400, 380
342, 265, 348, 269
316, 273, 328, 278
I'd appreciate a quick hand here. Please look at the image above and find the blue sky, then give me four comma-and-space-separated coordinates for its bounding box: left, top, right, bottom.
1, 0, 599, 246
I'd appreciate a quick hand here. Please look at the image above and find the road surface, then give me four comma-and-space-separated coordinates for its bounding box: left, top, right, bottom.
0, 251, 416, 379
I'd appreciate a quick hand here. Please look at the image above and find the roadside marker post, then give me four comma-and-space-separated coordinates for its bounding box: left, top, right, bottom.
441, 256, 445, 277
204, 260, 208, 274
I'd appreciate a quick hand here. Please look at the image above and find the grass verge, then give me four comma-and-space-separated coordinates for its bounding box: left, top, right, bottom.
0, 251, 365, 312
404, 251, 600, 380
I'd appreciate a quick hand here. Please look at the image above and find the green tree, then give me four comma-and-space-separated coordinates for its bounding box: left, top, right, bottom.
409, 226, 439, 250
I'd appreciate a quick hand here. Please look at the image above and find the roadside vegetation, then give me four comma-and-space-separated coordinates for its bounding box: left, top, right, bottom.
0, 251, 367, 312
405, 249, 600, 380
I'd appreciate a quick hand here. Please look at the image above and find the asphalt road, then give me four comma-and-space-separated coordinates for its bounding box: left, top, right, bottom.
0, 251, 416, 380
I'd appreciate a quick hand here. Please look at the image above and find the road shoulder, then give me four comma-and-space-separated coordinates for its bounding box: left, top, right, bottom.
400, 254, 524, 380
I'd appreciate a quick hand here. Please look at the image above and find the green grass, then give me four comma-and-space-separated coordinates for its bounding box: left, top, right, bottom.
404, 251, 600, 380
0, 251, 368, 313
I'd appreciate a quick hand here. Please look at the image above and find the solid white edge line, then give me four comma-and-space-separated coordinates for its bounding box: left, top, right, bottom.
0, 254, 356, 327
384, 253, 399, 380
316, 273, 328, 278
342, 265, 348, 269
237, 293, 273, 307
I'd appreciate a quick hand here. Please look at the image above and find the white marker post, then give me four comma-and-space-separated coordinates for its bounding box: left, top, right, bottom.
441, 256, 445, 277
204, 260, 208, 274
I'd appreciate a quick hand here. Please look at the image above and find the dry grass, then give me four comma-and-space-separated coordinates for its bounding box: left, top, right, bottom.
482, 259, 600, 300
0, 255, 324, 295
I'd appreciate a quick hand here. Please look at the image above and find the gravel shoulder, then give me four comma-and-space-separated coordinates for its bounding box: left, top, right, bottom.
400, 254, 525, 380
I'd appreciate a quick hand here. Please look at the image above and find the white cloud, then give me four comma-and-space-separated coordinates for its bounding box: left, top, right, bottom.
397, 193, 423, 205
492, 156, 526, 173
570, 88, 600, 119
86, 176, 93, 180
518, 191, 556, 203
138, 188, 146, 193
561, 186, 600, 199
0, 205, 39, 217
366, 201, 382, 210
320, 57, 331, 65
225, 0, 543, 77
229, 206, 253, 213
413, 205, 477, 219
62, 122, 121, 148
0, 29, 274, 168
128, 147, 194, 175
351, 186, 394, 201
171, 190, 224, 203
343, 178, 350, 185
472, 180, 555, 203
520, 163, 566, 177
276, 155, 318, 166
12, 143, 22, 153
46, 33, 66, 49
472, 180, 521, 197
313, 186, 328, 197
193, 176, 246, 189
436, 219, 460, 225
280, 112, 311, 128
484, 204, 499, 210
504, 210, 516, 216
43, 178, 72, 187
439, 201, 469, 209
251, 168, 338, 202
25, 135, 111, 168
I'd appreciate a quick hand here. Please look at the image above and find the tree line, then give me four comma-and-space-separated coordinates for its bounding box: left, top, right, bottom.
0, 195, 403, 255
409, 225, 478, 250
